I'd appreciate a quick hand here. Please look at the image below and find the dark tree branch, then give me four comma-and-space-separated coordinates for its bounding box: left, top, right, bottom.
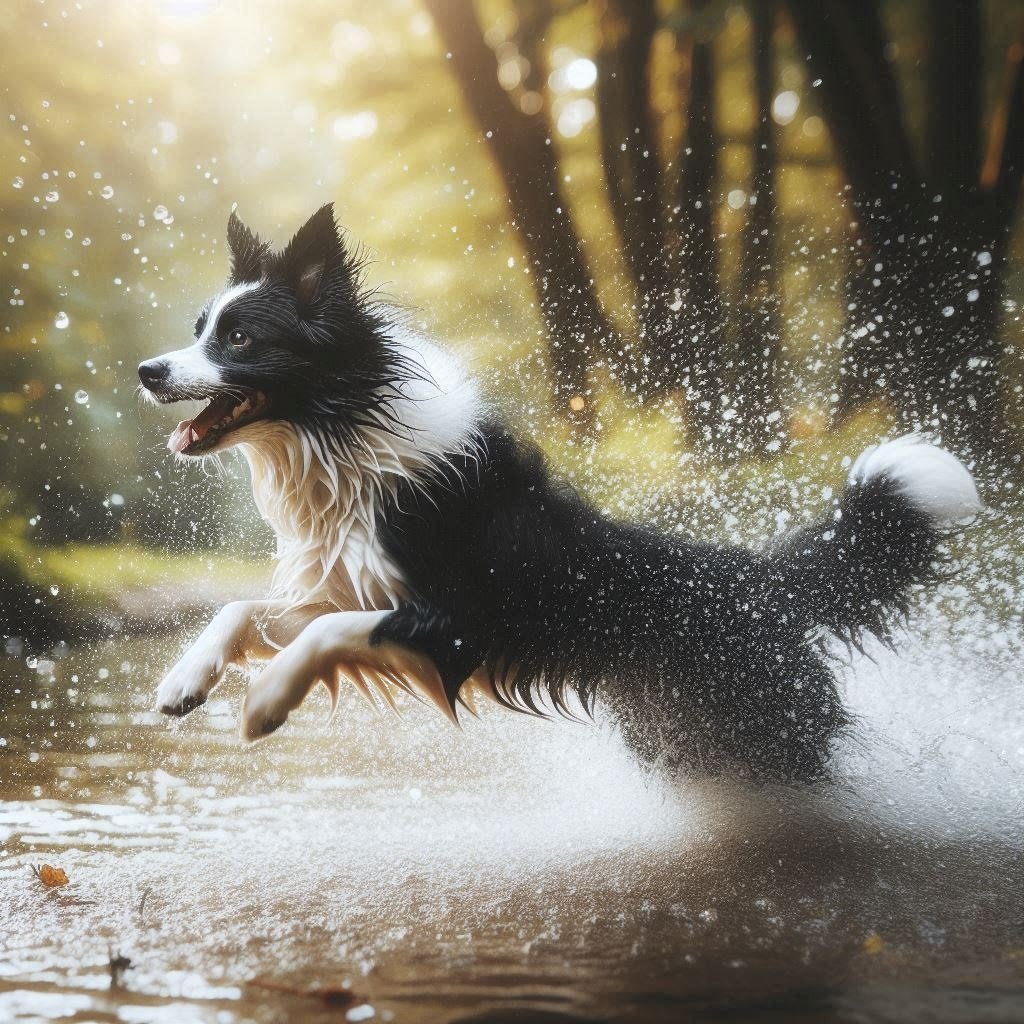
786, 0, 915, 215
663, 0, 729, 444
606, 0, 663, 299
735, 0, 782, 450
926, 0, 981, 192
594, 0, 686, 401
740, 0, 777, 302
424, 0, 618, 418
594, 0, 665, 296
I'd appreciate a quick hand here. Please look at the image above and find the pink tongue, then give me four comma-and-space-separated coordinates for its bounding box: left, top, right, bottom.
168, 419, 198, 454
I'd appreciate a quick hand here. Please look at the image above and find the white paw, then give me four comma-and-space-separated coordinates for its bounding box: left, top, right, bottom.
239, 680, 291, 742
237, 635, 327, 742
155, 649, 223, 717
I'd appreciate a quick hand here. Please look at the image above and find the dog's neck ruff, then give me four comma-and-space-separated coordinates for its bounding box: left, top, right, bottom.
239, 334, 482, 612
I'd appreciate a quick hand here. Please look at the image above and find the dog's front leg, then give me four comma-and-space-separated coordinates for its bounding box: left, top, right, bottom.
240, 610, 453, 741
156, 600, 329, 717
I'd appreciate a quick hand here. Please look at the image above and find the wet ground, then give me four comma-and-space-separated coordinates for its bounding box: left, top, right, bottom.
1, 613, 1022, 1023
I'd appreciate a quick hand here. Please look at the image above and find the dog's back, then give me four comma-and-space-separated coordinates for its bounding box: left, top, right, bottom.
377, 424, 980, 781
142, 208, 981, 778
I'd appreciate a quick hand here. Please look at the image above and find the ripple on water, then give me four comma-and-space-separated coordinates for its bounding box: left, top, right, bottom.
1, 617, 1023, 1023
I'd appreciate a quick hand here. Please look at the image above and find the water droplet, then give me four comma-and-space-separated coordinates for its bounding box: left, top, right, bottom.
977, 251, 992, 266
74, 389, 89, 404
12, 176, 24, 189
50, 585, 59, 596
100, 184, 114, 199
54, 311, 70, 329
25, 655, 38, 669
942, 305, 954, 318
45, 190, 60, 203
64, 228, 73, 239
153, 203, 169, 221
81, 237, 92, 246
727, 189, 747, 210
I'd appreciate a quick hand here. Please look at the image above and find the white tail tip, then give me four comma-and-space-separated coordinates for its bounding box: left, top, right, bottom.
849, 433, 982, 526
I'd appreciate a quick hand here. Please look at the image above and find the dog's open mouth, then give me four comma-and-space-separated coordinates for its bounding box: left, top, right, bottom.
168, 390, 271, 455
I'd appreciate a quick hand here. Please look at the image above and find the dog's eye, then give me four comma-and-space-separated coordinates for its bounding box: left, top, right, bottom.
227, 329, 251, 349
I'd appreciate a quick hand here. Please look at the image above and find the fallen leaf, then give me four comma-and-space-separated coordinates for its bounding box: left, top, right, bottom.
32, 864, 70, 888
862, 932, 885, 955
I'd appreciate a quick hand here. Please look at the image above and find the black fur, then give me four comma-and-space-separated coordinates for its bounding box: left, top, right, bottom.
372, 424, 945, 782
226, 210, 271, 285
215, 206, 414, 439
143, 207, 962, 783
146, 205, 418, 443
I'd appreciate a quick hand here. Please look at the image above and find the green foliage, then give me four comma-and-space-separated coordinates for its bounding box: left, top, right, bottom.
1, 0, 1022, 581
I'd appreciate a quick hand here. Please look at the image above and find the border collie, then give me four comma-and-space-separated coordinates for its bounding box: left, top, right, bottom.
138, 205, 981, 781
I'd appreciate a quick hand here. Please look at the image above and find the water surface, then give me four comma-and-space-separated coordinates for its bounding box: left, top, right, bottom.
1, 610, 1022, 1023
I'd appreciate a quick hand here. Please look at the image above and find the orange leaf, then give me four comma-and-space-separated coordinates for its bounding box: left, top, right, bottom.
33, 864, 70, 888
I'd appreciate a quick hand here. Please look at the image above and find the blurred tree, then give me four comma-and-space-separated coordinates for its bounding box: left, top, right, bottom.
787, 0, 1024, 465
424, 0, 616, 426
734, 0, 782, 453
425, 0, 786, 458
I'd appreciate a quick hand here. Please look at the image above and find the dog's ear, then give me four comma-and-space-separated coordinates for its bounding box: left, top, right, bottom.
275, 204, 346, 306
226, 210, 269, 284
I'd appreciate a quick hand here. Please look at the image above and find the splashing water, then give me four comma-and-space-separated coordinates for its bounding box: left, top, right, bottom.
1, 536, 1022, 1024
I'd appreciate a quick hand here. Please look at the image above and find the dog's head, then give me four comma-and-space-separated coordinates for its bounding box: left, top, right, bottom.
139, 204, 396, 456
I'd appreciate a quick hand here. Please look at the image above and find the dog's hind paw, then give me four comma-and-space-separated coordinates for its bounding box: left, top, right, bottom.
239, 708, 288, 743
239, 678, 292, 741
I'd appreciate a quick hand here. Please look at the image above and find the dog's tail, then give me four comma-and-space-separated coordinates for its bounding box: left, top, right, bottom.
767, 435, 981, 645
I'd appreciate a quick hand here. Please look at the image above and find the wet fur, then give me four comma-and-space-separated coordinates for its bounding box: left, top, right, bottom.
141, 205, 980, 783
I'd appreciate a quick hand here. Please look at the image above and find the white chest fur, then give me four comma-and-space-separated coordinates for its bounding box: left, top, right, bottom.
237, 335, 482, 612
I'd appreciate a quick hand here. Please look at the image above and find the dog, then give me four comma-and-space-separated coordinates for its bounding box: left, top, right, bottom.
138, 204, 981, 781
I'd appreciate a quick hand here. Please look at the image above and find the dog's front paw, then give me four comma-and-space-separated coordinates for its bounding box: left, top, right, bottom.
155, 652, 222, 718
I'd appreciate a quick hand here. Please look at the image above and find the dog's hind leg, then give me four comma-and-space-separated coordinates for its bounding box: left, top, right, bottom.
156, 600, 329, 717
240, 610, 454, 741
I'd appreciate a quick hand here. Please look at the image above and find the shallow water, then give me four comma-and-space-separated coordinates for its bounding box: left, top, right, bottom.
1, 610, 1022, 1023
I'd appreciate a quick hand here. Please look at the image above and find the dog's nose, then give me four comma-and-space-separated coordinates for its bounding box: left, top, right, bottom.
138, 359, 169, 387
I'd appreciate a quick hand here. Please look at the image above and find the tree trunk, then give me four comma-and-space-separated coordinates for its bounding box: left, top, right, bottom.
787, 0, 1021, 464
733, 0, 782, 456
666, 4, 730, 453
927, 0, 981, 194
424, 0, 618, 424
593, 0, 672, 350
